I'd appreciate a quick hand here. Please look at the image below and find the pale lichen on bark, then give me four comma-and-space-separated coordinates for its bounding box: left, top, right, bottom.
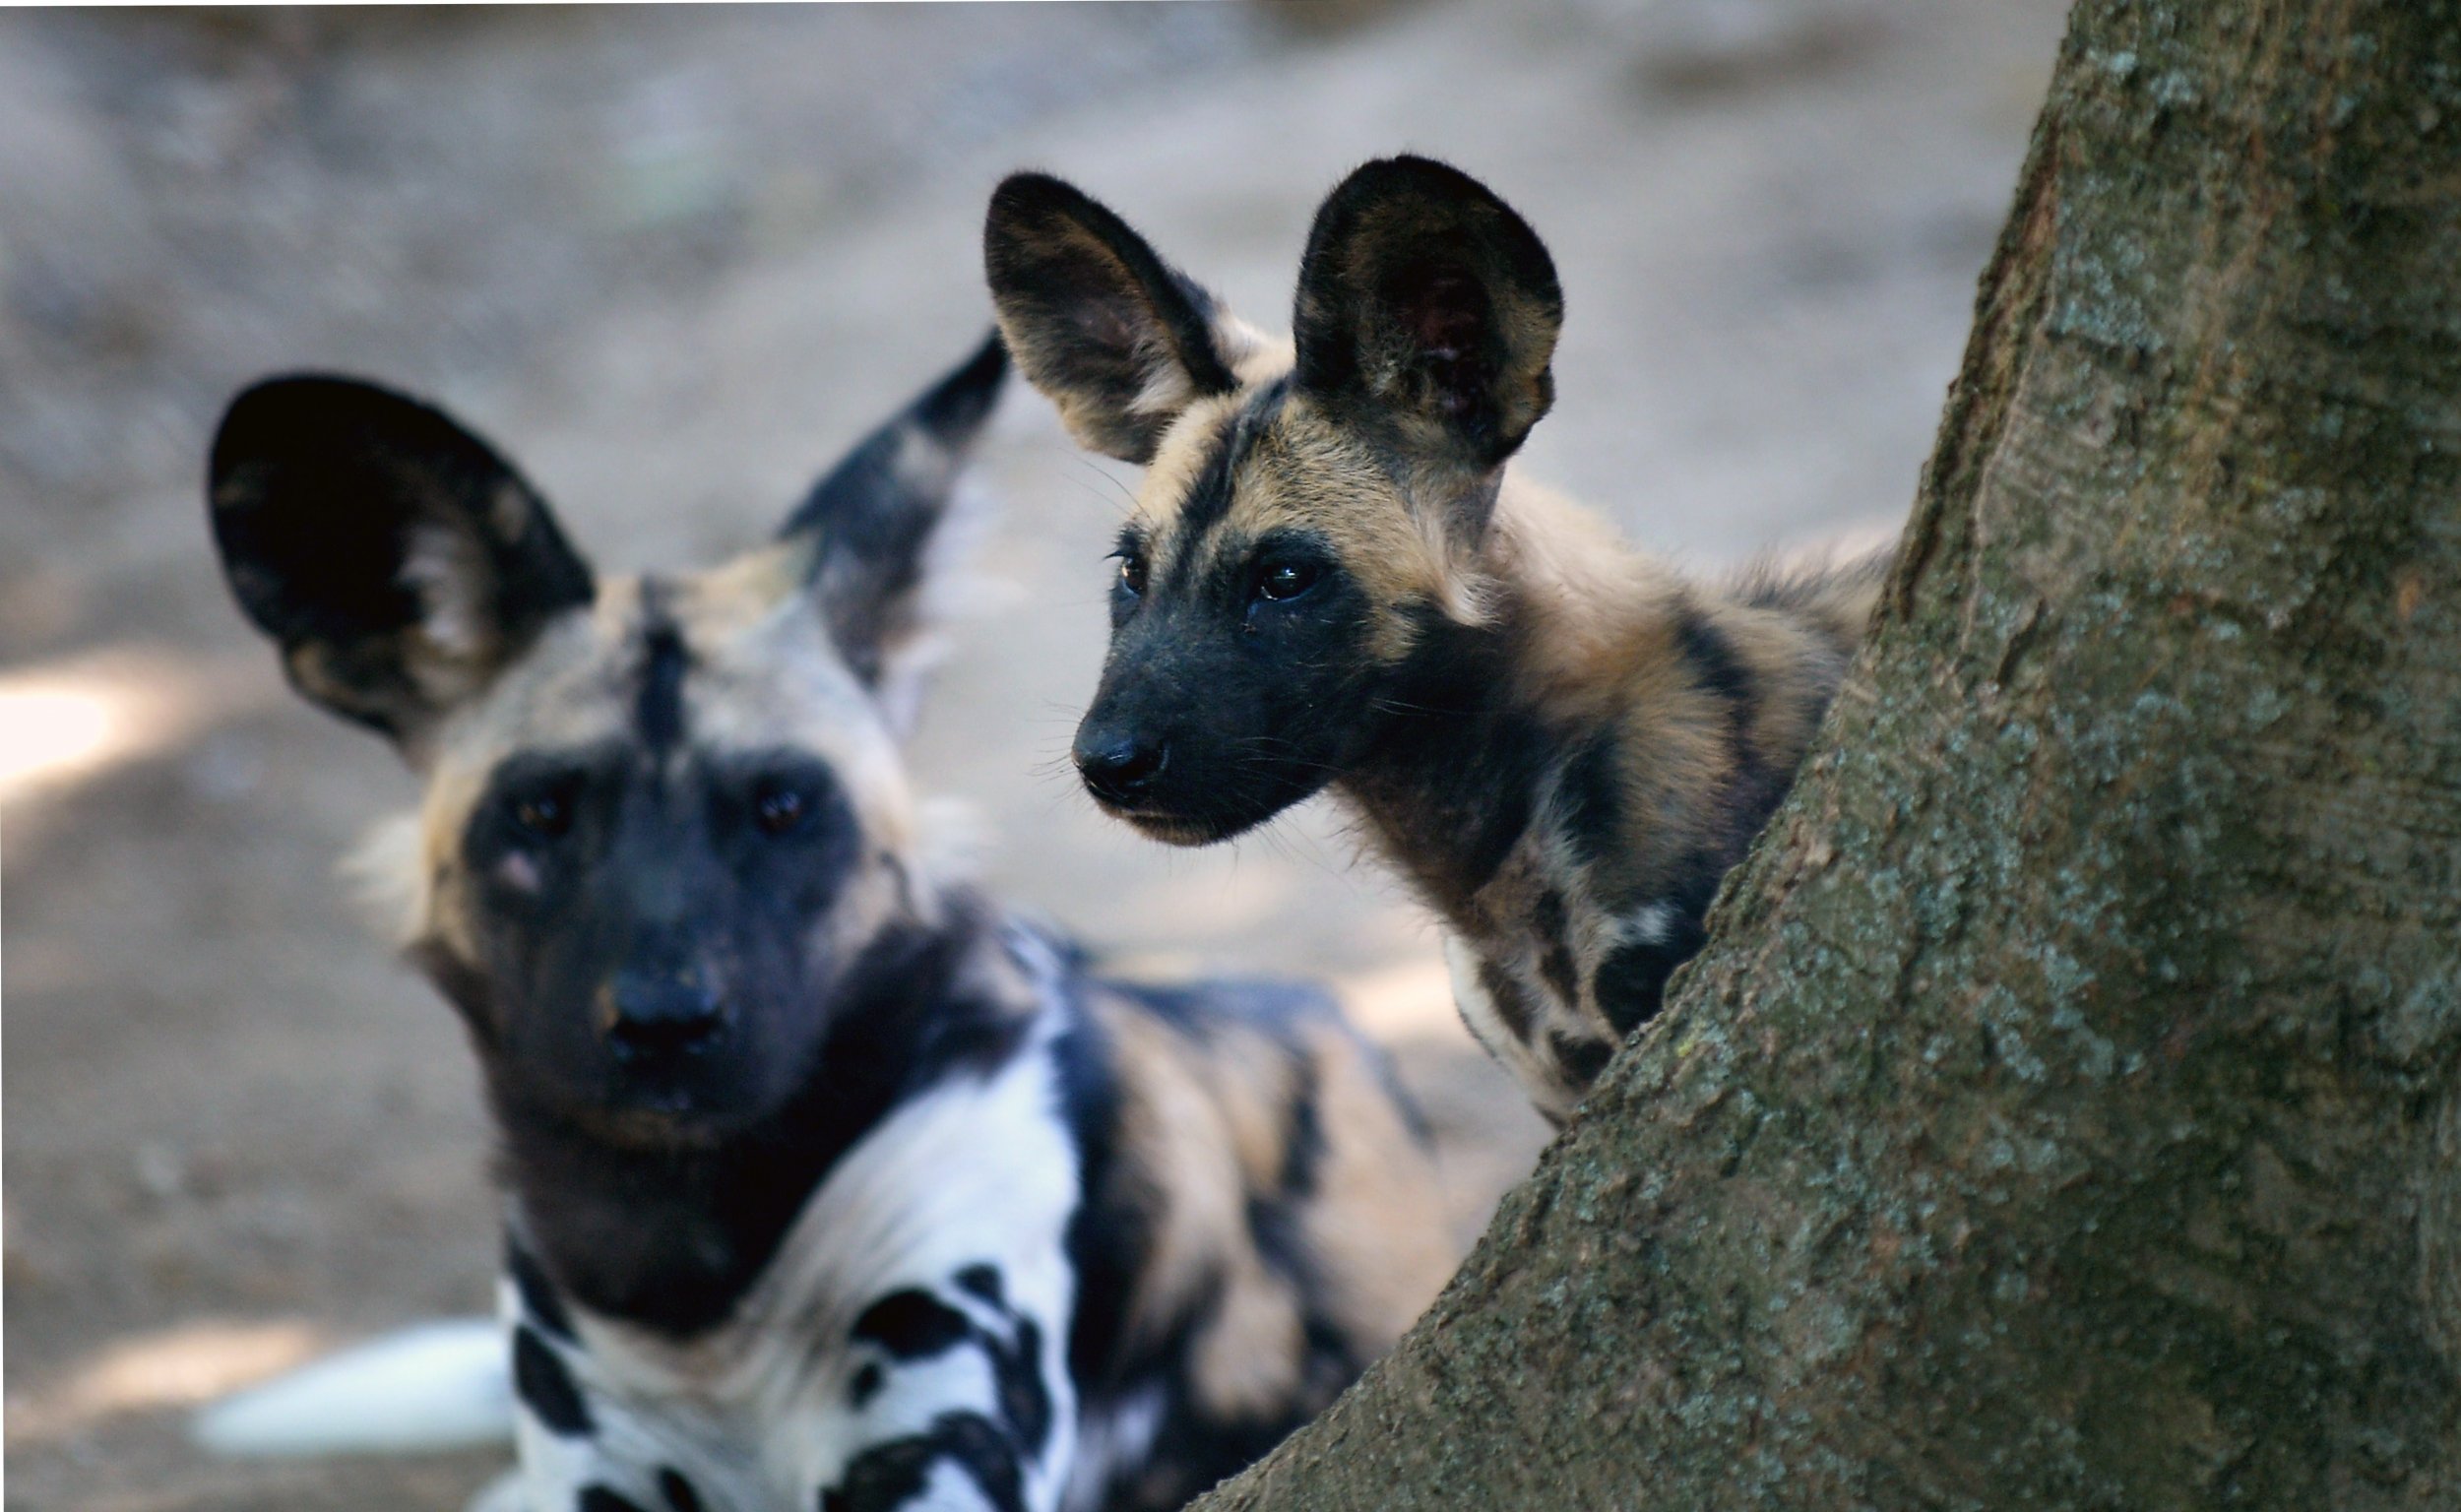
1192, 1, 2461, 1507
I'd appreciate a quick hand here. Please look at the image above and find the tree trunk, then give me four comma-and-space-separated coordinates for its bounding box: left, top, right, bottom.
1192, 1, 2461, 1506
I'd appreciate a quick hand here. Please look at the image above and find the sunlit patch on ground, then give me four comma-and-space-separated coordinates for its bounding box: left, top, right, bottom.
0, 649, 267, 809
1337, 956, 1461, 1043
5, 1319, 327, 1446
0, 684, 116, 796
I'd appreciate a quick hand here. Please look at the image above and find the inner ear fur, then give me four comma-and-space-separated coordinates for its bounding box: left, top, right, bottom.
208, 375, 594, 747
984, 171, 1241, 465
1292, 156, 1564, 475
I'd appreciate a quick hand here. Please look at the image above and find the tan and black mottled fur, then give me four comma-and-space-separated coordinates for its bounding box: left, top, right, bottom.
207, 336, 1452, 1511
986, 159, 1887, 1121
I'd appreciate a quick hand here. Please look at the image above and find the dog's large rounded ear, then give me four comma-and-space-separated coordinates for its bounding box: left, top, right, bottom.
984, 171, 1240, 465
1293, 157, 1563, 475
208, 376, 594, 749
778, 330, 1008, 733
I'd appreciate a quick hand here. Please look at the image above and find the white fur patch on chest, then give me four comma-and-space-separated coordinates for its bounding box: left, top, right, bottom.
516, 1008, 1085, 1512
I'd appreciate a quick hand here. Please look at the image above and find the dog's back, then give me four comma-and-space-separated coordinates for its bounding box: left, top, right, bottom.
1061, 973, 1450, 1510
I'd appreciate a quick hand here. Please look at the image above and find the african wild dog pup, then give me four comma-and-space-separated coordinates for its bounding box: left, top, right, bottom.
206, 336, 1456, 1512
985, 159, 1888, 1123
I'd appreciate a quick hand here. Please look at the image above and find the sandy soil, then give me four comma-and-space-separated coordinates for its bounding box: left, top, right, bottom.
1, 3, 2062, 1507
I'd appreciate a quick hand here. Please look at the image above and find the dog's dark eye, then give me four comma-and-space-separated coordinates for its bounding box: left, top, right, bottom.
512, 782, 578, 840
752, 779, 808, 837
1114, 551, 1148, 597
1254, 559, 1321, 603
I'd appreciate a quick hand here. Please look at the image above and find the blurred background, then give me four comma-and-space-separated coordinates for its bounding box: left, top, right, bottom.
0, 2, 2063, 1507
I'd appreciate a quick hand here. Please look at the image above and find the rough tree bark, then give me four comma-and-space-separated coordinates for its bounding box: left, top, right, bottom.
1192, 1, 2461, 1506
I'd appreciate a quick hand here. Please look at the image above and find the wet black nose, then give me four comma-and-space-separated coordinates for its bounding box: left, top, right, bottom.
1074, 731, 1167, 805
599, 970, 726, 1062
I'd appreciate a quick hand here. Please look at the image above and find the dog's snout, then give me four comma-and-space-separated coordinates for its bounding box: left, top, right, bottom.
1074, 729, 1167, 805
599, 968, 727, 1062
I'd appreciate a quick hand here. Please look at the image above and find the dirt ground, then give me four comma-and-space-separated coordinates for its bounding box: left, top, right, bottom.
1, 2, 2063, 1507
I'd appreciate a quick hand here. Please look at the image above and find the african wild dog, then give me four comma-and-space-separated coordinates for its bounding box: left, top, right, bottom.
206, 335, 1457, 1512
984, 158, 1888, 1123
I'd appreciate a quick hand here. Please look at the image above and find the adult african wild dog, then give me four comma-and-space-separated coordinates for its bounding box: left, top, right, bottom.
984, 158, 1888, 1123
206, 335, 1456, 1512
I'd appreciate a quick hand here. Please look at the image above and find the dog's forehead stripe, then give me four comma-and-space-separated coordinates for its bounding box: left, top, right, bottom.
633, 578, 691, 756
1157, 378, 1292, 595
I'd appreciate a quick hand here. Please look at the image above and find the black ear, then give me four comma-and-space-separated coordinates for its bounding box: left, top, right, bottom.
209, 375, 594, 748
1293, 156, 1563, 476
780, 330, 1008, 723
984, 171, 1240, 465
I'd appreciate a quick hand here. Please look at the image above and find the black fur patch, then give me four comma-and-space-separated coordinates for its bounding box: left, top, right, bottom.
1533, 889, 1580, 1003
1051, 1006, 1155, 1393
658, 1468, 705, 1512
1347, 701, 1541, 903
633, 600, 689, 754
850, 1278, 1051, 1454
849, 1362, 885, 1409
1476, 959, 1538, 1044
1673, 609, 1750, 708
1112, 976, 1341, 1043
994, 1317, 1052, 1453
1548, 1031, 1612, 1089
819, 1411, 1026, 1512
966, 1283, 1054, 1454
1555, 731, 1625, 873
1244, 1156, 1361, 1415
1351, 613, 1553, 911
508, 1237, 576, 1341
955, 1263, 1005, 1308
514, 1326, 593, 1437
579, 1489, 650, 1512
852, 1290, 972, 1358
1448, 712, 1548, 901
1265, 1056, 1317, 1198
1593, 933, 1686, 1037
1163, 421, 1244, 570
1675, 608, 1759, 768
1245, 1191, 1306, 1288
